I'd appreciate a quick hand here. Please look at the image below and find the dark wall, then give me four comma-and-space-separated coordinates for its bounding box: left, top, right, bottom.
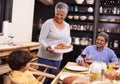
54, 0, 75, 4
33, 0, 75, 23
32, 0, 55, 42
33, 0, 54, 23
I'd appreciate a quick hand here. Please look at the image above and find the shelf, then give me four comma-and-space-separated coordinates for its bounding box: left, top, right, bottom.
107, 32, 120, 35
73, 44, 87, 48
97, 31, 120, 35
68, 11, 94, 15
101, 4, 120, 7
111, 48, 120, 50
100, 13, 120, 16
66, 19, 94, 23
99, 21, 120, 24
68, 3, 95, 7
71, 29, 93, 33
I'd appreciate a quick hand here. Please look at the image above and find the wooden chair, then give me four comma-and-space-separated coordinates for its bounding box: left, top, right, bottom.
29, 62, 57, 83
4, 62, 57, 84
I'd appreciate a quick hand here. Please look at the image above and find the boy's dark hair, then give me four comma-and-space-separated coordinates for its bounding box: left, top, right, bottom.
8, 50, 33, 70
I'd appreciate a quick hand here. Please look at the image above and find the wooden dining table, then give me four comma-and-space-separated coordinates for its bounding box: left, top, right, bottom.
51, 62, 118, 84
51, 62, 88, 84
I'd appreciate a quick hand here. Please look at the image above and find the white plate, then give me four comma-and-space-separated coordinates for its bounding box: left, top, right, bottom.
59, 75, 72, 80
51, 44, 73, 53
91, 81, 111, 84
116, 70, 120, 73
65, 66, 88, 71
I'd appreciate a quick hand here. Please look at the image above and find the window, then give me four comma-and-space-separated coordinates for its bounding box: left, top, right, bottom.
0, 0, 13, 35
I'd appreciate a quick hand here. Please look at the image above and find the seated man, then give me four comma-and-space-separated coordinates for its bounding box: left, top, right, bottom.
8, 50, 40, 84
76, 32, 117, 65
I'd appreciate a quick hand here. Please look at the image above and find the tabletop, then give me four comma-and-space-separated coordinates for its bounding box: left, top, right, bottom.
51, 62, 120, 84
51, 62, 88, 84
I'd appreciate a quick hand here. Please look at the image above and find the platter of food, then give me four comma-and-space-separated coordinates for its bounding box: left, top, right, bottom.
62, 75, 89, 84
51, 43, 73, 53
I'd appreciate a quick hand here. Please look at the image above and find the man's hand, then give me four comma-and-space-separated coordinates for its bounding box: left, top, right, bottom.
77, 60, 85, 66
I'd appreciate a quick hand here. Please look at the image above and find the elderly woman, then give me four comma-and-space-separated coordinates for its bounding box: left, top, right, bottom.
37, 2, 71, 84
76, 32, 117, 65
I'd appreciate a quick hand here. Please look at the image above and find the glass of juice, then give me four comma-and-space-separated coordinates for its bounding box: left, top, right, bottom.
108, 63, 115, 70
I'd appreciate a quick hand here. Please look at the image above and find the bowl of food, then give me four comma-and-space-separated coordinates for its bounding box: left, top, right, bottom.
52, 43, 73, 53
62, 75, 90, 84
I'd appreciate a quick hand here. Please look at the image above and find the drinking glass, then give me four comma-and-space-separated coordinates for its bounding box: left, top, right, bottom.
111, 58, 119, 70
111, 58, 120, 81
7, 34, 14, 45
81, 54, 86, 59
81, 54, 86, 66
85, 56, 92, 66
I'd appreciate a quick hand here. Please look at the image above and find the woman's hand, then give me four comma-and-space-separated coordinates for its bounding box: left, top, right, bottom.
77, 60, 84, 66
46, 46, 55, 54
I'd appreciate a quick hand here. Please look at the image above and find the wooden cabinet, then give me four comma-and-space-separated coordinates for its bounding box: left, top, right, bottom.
60, 0, 120, 69
66, 3, 95, 46
97, 0, 120, 57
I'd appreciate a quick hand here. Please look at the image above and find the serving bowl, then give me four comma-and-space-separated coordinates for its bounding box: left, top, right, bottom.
67, 15, 73, 19
75, 0, 84, 4
73, 15, 79, 20
86, 0, 94, 4
88, 16, 93, 20
80, 16, 87, 20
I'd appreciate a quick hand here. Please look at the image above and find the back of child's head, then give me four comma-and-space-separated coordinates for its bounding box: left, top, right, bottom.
8, 50, 33, 70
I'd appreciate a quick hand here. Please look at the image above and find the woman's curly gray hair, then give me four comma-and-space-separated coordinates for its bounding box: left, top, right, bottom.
55, 2, 68, 14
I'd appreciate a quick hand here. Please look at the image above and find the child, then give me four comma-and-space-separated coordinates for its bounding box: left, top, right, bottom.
8, 50, 40, 84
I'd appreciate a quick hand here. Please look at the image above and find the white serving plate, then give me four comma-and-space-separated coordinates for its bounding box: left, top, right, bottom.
91, 81, 112, 84
59, 75, 72, 80
51, 44, 73, 53
65, 66, 88, 71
